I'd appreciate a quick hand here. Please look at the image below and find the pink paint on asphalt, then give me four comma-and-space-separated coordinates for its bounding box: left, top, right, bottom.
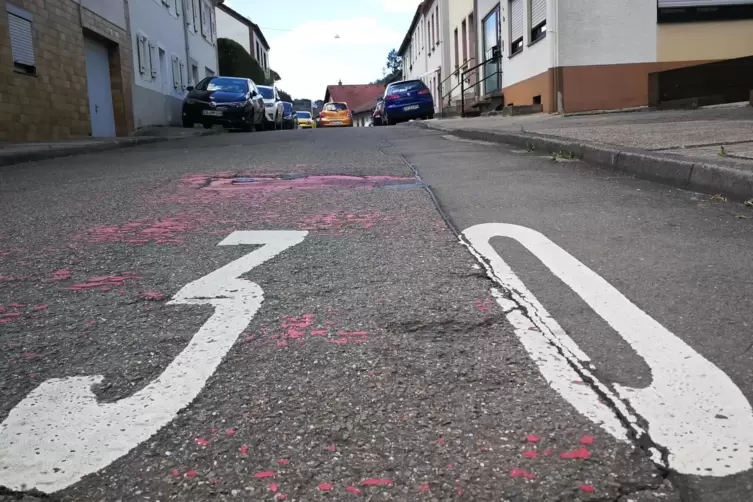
205, 175, 415, 192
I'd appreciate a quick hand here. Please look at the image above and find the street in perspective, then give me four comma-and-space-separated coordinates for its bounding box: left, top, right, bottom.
2, 0, 753, 501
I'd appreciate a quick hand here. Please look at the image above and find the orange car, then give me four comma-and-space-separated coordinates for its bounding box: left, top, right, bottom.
318, 102, 353, 127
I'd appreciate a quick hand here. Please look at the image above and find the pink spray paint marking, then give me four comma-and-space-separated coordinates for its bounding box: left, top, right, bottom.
419, 484, 430, 492
269, 483, 279, 493
511, 468, 536, 480
310, 330, 328, 336
0, 276, 30, 282
139, 291, 167, 301
362, 479, 392, 486
345, 486, 362, 495
186, 470, 197, 478
68, 273, 141, 291
277, 494, 288, 500
239, 445, 249, 455
8, 304, 26, 309
2, 313, 22, 319
194, 439, 209, 446
560, 447, 592, 459
84, 320, 97, 328
225, 428, 236, 436
580, 485, 595, 493
526, 434, 542, 443
170, 469, 181, 477
580, 435, 595, 445
205, 175, 415, 192
318, 483, 334, 491
254, 472, 277, 479
277, 459, 289, 465
327, 445, 337, 452
83, 216, 198, 245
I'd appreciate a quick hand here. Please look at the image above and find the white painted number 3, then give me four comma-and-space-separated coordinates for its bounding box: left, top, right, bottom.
463, 223, 753, 477
0, 231, 307, 493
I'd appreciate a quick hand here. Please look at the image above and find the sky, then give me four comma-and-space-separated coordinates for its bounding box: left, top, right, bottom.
224, 0, 421, 101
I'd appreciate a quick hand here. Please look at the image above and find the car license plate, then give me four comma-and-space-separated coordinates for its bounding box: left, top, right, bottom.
202, 110, 223, 117
330, 120, 342, 125
404, 105, 419, 111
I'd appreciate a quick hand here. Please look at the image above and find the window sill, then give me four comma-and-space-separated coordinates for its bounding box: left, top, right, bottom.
13, 67, 37, 77
528, 34, 546, 47
508, 49, 523, 59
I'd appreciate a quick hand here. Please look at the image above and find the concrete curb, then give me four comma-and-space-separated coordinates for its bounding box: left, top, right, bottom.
413, 122, 753, 201
0, 130, 219, 167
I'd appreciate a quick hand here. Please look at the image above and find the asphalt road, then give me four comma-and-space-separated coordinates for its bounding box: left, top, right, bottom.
0, 124, 749, 501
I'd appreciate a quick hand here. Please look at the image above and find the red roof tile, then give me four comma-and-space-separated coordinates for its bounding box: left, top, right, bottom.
325, 84, 387, 114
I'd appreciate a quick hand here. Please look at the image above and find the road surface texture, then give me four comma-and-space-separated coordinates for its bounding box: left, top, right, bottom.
0, 124, 749, 501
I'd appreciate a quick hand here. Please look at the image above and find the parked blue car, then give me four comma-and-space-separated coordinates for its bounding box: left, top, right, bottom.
382, 80, 435, 125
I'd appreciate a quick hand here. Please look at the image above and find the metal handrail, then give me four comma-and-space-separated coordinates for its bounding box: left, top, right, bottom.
439, 57, 476, 92
460, 55, 502, 117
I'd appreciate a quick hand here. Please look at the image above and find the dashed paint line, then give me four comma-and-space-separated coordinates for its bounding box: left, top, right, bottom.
0, 231, 308, 493
463, 223, 753, 477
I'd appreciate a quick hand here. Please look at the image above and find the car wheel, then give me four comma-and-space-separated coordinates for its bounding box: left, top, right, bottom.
428, 112, 435, 120
241, 114, 253, 132
182, 119, 194, 128
203, 123, 212, 129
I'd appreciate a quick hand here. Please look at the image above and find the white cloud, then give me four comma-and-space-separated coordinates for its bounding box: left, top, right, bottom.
382, 0, 421, 13
269, 17, 402, 100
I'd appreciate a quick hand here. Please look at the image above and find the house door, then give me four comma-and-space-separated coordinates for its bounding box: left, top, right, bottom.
84, 36, 116, 137
482, 7, 501, 96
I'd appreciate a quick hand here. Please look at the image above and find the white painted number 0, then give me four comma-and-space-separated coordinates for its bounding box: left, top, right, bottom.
463, 223, 753, 477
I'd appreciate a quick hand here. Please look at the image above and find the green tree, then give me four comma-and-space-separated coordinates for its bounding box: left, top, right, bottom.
278, 89, 292, 102
217, 38, 267, 85
371, 49, 403, 84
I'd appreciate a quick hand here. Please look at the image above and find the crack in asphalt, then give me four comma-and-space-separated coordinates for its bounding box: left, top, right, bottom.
399, 152, 676, 496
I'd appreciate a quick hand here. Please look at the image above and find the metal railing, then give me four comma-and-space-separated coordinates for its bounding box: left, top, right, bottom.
439, 57, 476, 107
460, 55, 502, 117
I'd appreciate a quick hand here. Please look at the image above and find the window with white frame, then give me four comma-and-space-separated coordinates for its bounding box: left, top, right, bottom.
530, 0, 546, 43
209, 7, 216, 44
200, 0, 210, 39
509, 0, 524, 55
172, 55, 181, 91
137, 34, 150, 76
191, 0, 198, 31
149, 43, 158, 78
7, 4, 35, 75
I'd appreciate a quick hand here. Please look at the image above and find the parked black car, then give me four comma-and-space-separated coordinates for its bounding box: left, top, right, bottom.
182, 76, 264, 132
282, 102, 298, 129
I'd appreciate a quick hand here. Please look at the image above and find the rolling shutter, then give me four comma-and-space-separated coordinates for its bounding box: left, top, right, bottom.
531, 0, 547, 27
510, 0, 524, 41
8, 13, 35, 66
659, 0, 752, 7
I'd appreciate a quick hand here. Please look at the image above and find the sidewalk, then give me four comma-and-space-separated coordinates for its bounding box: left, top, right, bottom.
0, 126, 220, 167
415, 105, 753, 201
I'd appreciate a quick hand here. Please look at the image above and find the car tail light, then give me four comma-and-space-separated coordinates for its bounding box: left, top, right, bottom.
320, 111, 326, 118
419, 89, 431, 95
346, 111, 352, 117
385, 95, 400, 100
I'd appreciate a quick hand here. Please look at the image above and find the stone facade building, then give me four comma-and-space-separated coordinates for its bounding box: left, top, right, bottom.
0, 0, 134, 140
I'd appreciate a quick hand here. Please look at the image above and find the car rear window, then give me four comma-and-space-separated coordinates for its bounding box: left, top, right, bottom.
283, 103, 293, 112
197, 77, 248, 93
296, 111, 311, 118
324, 103, 348, 111
258, 87, 275, 99
387, 81, 426, 94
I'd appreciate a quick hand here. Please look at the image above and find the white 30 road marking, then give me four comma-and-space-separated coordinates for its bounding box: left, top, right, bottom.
0, 230, 307, 493
463, 223, 753, 477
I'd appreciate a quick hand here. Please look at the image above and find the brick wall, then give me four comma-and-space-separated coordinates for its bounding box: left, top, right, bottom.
0, 0, 133, 141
